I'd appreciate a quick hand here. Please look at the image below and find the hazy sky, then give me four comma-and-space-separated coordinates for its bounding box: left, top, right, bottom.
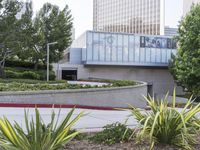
30, 0, 183, 38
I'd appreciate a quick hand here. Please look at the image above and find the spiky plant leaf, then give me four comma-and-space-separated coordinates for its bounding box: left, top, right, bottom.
0, 108, 83, 150
129, 89, 200, 150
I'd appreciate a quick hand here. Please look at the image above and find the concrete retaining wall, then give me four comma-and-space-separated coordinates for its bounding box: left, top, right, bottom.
76, 65, 183, 95
0, 82, 147, 108
55, 64, 183, 95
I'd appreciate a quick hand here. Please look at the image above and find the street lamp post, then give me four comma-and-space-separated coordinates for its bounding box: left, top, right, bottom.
47, 42, 57, 82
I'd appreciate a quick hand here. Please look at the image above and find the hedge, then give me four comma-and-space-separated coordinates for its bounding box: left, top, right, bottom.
0, 79, 66, 84
5, 60, 53, 70
5, 69, 56, 80
0, 82, 68, 91
0, 79, 137, 91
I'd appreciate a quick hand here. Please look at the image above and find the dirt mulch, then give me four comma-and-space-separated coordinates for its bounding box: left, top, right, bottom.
64, 133, 200, 150
64, 139, 183, 150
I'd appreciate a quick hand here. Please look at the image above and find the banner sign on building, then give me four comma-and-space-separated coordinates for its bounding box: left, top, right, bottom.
140, 36, 176, 49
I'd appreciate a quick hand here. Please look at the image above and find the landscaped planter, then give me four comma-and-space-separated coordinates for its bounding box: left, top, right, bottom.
0, 81, 147, 108
64, 139, 186, 150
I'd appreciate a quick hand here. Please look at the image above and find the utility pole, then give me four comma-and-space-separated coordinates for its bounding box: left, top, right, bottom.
47, 42, 57, 81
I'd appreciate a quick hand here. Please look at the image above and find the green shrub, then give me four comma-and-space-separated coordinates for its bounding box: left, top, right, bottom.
89, 122, 134, 145
0, 82, 68, 91
37, 70, 56, 80
5, 67, 30, 72
67, 84, 83, 89
129, 89, 200, 150
21, 71, 40, 80
49, 71, 56, 80
79, 79, 136, 87
5, 70, 40, 80
5, 60, 53, 70
111, 80, 136, 87
0, 78, 137, 91
5, 70, 20, 78
0, 79, 66, 84
0, 108, 83, 150
5, 68, 56, 81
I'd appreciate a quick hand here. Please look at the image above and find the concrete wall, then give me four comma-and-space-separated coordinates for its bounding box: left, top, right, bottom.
54, 63, 183, 95
75, 65, 183, 95
0, 83, 147, 108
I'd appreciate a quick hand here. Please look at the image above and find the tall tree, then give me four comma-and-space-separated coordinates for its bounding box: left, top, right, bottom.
0, 1, 73, 74
17, 1, 34, 61
17, 2, 73, 67
36, 3, 73, 64
169, 4, 200, 95
0, 0, 22, 77
17, 1, 45, 69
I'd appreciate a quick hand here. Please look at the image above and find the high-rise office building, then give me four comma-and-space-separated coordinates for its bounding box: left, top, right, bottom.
183, 0, 200, 15
93, 0, 165, 35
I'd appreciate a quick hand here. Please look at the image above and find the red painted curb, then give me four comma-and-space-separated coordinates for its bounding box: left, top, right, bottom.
0, 103, 119, 111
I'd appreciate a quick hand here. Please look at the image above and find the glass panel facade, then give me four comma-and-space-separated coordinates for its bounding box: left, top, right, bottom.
140, 48, 145, 63
135, 36, 140, 62
151, 48, 156, 63
123, 35, 129, 62
128, 35, 134, 62
93, 33, 99, 61
86, 32, 93, 61
146, 48, 151, 63
85, 31, 176, 66
156, 49, 161, 63
112, 34, 117, 62
105, 34, 112, 61
117, 34, 123, 62
161, 49, 167, 63
99, 33, 105, 61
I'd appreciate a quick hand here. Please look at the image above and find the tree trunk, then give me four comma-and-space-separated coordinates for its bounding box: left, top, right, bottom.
34, 62, 38, 70
0, 66, 5, 78
34, 58, 40, 70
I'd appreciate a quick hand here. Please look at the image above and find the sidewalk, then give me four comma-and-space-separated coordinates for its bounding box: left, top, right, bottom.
0, 107, 138, 132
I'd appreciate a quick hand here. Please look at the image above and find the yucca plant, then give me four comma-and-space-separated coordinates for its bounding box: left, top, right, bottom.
129, 89, 200, 150
0, 108, 84, 150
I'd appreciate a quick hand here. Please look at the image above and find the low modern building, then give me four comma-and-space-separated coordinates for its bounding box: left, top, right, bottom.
54, 31, 183, 95
164, 26, 178, 37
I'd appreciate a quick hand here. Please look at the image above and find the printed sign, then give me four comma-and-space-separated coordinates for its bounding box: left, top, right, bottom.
140, 36, 176, 49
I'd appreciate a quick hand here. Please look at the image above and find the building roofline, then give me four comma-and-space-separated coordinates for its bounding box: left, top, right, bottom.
86, 30, 174, 38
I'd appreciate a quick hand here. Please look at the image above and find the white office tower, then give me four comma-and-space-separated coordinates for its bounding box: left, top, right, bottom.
93, 0, 165, 35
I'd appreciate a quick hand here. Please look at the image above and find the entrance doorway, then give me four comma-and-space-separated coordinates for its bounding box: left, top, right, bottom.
62, 70, 77, 81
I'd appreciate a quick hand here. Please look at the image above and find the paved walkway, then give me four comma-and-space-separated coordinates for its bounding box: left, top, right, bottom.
0, 107, 138, 132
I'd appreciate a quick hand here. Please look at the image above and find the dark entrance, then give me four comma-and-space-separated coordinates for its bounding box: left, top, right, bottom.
62, 70, 77, 81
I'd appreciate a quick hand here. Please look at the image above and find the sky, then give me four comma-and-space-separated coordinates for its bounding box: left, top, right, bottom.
30, 0, 183, 38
